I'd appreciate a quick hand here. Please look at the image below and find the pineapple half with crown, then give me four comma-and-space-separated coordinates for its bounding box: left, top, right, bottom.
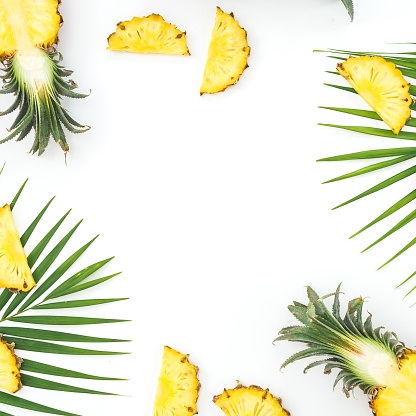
0, 204, 35, 292
0, 335, 23, 393
107, 14, 190, 55
200, 7, 250, 94
0, 0, 89, 156
275, 284, 416, 415
337, 56, 412, 134
214, 382, 290, 416
153, 346, 200, 416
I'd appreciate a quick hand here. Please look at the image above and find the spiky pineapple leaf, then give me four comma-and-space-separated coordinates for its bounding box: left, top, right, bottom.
340, 0, 354, 21
0, 172, 129, 415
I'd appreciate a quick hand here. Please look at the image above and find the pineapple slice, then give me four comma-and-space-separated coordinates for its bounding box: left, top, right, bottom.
0, 204, 35, 292
107, 15, 189, 55
337, 56, 412, 134
214, 382, 290, 416
0, 336, 22, 393
153, 346, 200, 416
0, 0, 61, 59
200, 7, 250, 94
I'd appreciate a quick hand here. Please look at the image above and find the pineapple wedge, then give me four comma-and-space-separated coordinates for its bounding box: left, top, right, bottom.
200, 7, 250, 94
214, 382, 290, 416
0, 0, 61, 59
107, 15, 189, 55
0, 336, 22, 393
153, 346, 200, 416
0, 204, 35, 292
337, 56, 412, 134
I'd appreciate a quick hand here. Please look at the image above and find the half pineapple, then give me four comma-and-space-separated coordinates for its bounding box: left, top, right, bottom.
153, 346, 200, 416
214, 382, 290, 416
0, 336, 22, 393
200, 7, 250, 94
0, 204, 35, 292
0, 0, 89, 155
276, 284, 416, 415
337, 56, 412, 134
107, 14, 189, 55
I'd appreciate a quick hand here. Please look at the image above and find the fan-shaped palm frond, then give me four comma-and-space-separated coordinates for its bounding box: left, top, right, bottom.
0, 169, 129, 415
318, 46, 416, 297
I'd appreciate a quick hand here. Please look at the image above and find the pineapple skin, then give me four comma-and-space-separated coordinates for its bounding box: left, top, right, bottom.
0, 336, 22, 393
214, 382, 291, 416
337, 56, 412, 134
153, 346, 200, 416
0, 204, 36, 292
0, 0, 61, 60
107, 14, 190, 55
371, 351, 416, 416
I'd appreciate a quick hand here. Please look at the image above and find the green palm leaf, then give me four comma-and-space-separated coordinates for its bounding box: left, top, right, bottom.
318, 45, 416, 295
0, 173, 129, 415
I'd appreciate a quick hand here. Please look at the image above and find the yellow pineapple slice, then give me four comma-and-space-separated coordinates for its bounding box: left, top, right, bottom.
337, 56, 412, 134
371, 353, 416, 416
107, 14, 189, 55
0, 204, 35, 292
200, 7, 250, 94
214, 382, 290, 416
0, 0, 61, 59
153, 346, 200, 416
0, 336, 22, 393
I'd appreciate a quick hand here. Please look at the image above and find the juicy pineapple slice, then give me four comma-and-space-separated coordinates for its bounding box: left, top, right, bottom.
214, 382, 290, 416
0, 205, 35, 292
337, 56, 412, 134
153, 346, 200, 416
0, 336, 22, 393
107, 14, 189, 55
200, 7, 250, 94
0, 0, 61, 59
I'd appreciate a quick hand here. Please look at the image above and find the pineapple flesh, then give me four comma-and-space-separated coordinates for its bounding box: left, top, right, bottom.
337, 56, 412, 134
275, 284, 416, 415
200, 7, 250, 94
153, 346, 200, 416
214, 382, 290, 416
0, 0, 89, 156
0, 336, 22, 393
107, 15, 190, 55
0, 204, 35, 292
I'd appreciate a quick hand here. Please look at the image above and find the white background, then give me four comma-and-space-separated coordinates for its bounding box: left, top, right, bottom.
1, 0, 416, 415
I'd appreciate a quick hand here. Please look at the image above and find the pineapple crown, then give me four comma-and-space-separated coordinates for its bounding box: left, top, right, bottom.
275, 284, 405, 395
0, 47, 89, 156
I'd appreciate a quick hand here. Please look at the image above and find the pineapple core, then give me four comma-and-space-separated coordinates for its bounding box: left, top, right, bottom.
153, 346, 199, 416
0, 204, 35, 292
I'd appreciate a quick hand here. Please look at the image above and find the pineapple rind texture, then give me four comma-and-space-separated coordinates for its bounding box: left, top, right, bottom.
200, 7, 250, 94
337, 56, 412, 134
153, 346, 200, 416
214, 383, 290, 416
0, 204, 35, 292
0, 0, 61, 59
0, 336, 22, 393
371, 352, 416, 416
107, 14, 190, 55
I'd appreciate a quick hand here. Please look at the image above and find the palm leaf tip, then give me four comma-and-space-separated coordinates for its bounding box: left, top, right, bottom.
276, 285, 404, 394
